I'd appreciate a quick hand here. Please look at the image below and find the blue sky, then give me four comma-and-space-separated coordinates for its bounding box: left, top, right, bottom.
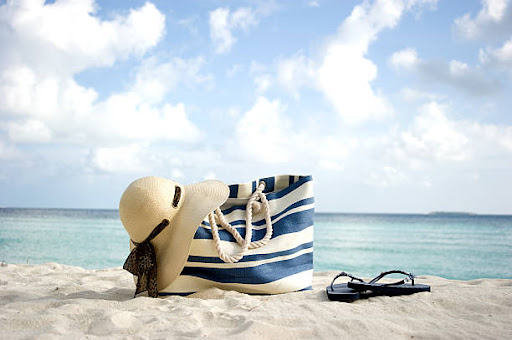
0, 0, 511, 213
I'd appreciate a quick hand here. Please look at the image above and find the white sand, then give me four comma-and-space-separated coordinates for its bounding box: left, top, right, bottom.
1, 263, 511, 339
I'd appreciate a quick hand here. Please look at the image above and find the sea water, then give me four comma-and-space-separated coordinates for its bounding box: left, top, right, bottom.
0, 208, 511, 280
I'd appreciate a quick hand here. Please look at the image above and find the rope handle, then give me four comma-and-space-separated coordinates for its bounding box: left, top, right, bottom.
208, 181, 273, 263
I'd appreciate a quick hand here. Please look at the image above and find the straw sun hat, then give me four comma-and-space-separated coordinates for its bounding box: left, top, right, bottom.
119, 176, 229, 297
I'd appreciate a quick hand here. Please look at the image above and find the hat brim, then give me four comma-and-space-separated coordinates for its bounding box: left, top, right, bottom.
137, 179, 229, 293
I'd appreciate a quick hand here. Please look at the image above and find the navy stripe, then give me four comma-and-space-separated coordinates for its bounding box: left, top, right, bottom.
187, 241, 313, 264
289, 176, 295, 185
260, 176, 275, 193
266, 175, 312, 200
269, 197, 315, 224
180, 252, 313, 285
159, 292, 190, 297
203, 194, 314, 221
252, 180, 256, 193
159, 285, 312, 296
229, 184, 239, 198
195, 207, 314, 241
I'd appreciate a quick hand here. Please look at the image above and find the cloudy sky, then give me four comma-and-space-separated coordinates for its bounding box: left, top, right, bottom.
0, 0, 511, 213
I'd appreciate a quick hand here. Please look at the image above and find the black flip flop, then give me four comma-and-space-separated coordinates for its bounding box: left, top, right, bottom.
326, 272, 382, 302
347, 270, 431, 295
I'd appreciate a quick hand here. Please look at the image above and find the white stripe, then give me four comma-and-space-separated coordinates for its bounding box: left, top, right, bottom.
189, 225, 313, 257
161, 270, 313, 295
275, 175, 291, 192
199, 202, 314, 231
185, 247, 313, 269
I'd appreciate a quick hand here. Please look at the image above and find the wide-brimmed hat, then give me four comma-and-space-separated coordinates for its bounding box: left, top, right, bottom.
119, 176, 229, 296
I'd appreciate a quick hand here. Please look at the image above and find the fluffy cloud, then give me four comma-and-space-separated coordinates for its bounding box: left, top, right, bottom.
390, 48, 502, 95
234, 97, 293, 163
479, 37, 512, 69
269, 0, 438, 124
454, 0, 512, 41
0, 0, 205, 147
131, 56, 212, 103
400, 87, 444, 102
0, 0, 165, 73
89, 145, 149, 174
389, 48, 419, 70
209, 7, 259, 54
275, 53, 316, 99
350, 100, 512, 189
232, 97, 351, 168
401, 102, 471, 162
453, 1, 512, 72
385, 101, 512, 171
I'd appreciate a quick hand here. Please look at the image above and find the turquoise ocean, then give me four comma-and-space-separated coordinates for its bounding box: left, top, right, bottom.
0, 208, 511, 280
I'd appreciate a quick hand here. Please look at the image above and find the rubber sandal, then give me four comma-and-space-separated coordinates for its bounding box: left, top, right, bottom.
326, 272, 382, 302
347, 270, 431, 295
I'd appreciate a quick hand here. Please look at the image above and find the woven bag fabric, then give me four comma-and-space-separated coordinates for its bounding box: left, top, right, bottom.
160, 175, 315, 295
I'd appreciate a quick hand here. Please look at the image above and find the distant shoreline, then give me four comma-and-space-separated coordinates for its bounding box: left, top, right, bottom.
427, 211, 477, 216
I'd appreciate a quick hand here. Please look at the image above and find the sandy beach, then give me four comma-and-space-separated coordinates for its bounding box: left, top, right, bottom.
1, 263, 511, 339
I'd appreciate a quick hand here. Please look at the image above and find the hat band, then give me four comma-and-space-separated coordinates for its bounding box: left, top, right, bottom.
130, 219, 169, 246
123, 219, 170, 298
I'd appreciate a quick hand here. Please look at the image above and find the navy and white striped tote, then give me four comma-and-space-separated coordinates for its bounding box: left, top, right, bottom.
160, 175, 314, 295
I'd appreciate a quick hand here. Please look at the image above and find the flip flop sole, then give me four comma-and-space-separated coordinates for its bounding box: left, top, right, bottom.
326, 283, 380, 302
347, 282, 431, 295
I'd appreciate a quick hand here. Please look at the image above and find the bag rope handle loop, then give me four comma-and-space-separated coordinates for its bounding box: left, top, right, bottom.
208, 181, 273, 263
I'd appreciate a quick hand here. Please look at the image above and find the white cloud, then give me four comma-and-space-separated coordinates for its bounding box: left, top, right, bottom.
209, 7, 259, 54
390, 48, 419, 70
365, 166, 407, 187
479, 37, 512, 69
347, 100, 512, 189
0, 0, 165, 73
276, 53, 316, 99
390, 48, 501, 95
203, 171, 217, 180
132, 56, 212, 104
454, 0, 512, 41
234, 97, 292, 163
254, 74, 272, 94
89, 145, 149, 174
268, 0, 437, 124
373, 101, 512, 172
0, 0, 205, 147
172, 168, 185, 179
314, 0, 417, 124
5, 119, 53, 143
92, 100, 201, 143
308, 1, 320, 8
400, 87, 444, 102
232, 97, 353, 167
401, 102, 471, 162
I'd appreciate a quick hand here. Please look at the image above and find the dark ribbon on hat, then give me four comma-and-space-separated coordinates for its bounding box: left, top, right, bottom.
123, 219, 169, 298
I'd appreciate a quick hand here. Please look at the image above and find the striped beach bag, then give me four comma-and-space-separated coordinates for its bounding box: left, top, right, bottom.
160, 175, 315, 295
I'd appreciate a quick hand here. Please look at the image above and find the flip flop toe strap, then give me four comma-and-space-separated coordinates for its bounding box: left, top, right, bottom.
329, 271, 364, 291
